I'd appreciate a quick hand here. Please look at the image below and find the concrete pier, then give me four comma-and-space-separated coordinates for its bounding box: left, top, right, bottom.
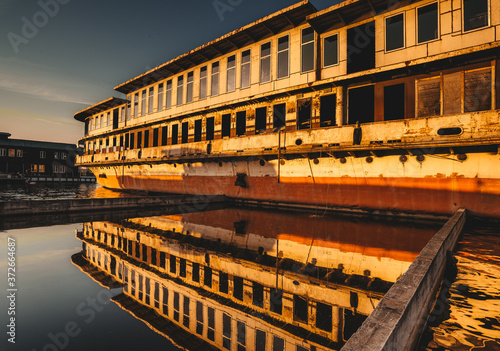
341, 208, 466, 351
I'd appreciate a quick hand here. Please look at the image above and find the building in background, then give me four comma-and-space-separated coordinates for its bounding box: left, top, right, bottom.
0, 132, 94, 182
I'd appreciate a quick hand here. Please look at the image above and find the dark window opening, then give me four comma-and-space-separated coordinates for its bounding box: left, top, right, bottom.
219, 271, 229, 294
137, 131, 143, 149
170, 255, 176, 274
348, 85, 374, 124
160, 252, 166, 269
153, 128, 159, 147
293, 295, 308, 323
270, 289, 283, 315
171, 124, 178, 145
161, 126, 168, 146
320, 94, 336, 127
273, 336, 285, 351
154, 282, 160, 309
196, 301, 204, 335
256, 330, 266, 350
204, 266, 212, 288
222, 114, 231, 138
112, 108, 119, 129
463, 0, 488, 32
151, 248, 157, 266
233, 276, 243, 301
181, 122, 189, 144
183, 296, 190, 328
342, 309, 367, 342
208, 307, 215, 341
347, 21, 375, 74
384, 84, 405, 120
142, 244, 147, 261
179, 258, 187, 278
316, 302, 333, 332
173, 292, 179, 322
236, 111, 246, 136
237, 321, 246, 351
223, 313, 231, 350
297, 98, 312, 130
255, 107, 267, 134
386, 14, 404, 51
418, 3, 438, 43
277, 35, 289, 79
253, 282, 264, 308
192, 262, 200, 282
144, 130, 149, 148
194, 119, 202, 142
125, 134, 130, 149
206, 117, 215, 141
162, 287, 169, 315
323, 34, 338, 67
273, 104, 286, 131
130, 133, 135, 149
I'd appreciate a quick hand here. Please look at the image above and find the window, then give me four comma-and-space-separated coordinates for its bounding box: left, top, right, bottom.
320, 94, 336, 127
222, 114, 231, 138
301, 27, 315, 72
145, 277, 151, 305
417, 3, 438, 43
386, 13, 404, 51
417, 77, 441, 117
61, 153, 67, 160
297, 98, 312, 130
236, 111, 246, 136
463, 0, 489, 32
186, 71, 194, 103
219, 271, 229, 294
154, 282, 160, 309
161, 126, 168, 146
223, 313, 231, 350
260, 42, 271, 83
252, 282, 264, 308
196, 301, 204, 335
199, 66, 207, 99
40, 151, 46, 159
293, 295, 308, 323
177, 76, 184, 105
179, 258, 187, 277
39, 164, 45, 173
323, 34, 339, 67
204, 266, 212, 288
348, 85, 375, 124
171, 124, 179, 145
158, 83, 164, 111
192, 262, 200, 282
121, 106, 125, 122
211, 62, 219, 96
233, 276, 243, 301
347, 21, 375, 74
227, 55, 236, 92
160, 251, 166, 269
241, 50, 251, 88
255, 107, 267, 134
277, 35, 289, 79
141, 90, 147, 116
31, 164, 38, 172
137, 131, 143, 149
173, 292, 180, 322
100, 114, 103, 128
207, 307, 215, 341
183, 296, 190, 328
237, 321, 246, 351
0, 148, 6, 157
181, 122, 189, 144
316, 302, 333, 332
273, 103, 286, 130
153, 128, 159, 147
384, 84, 405, 120
130, 133, 135, 149
16, 150, 23, 157
270, 289, 283, 315
107, 112, 110, 126
166, 80, 173, 108
148, 87, 154, 114
194, 119, 202, 142
134, 93, 139, 117
206, 117, 215, 141
170, 254, 177, 274
144, 130, 149, 148
273, 336, 285, 351
256, 330, 266, 350
162, 287, 169, 315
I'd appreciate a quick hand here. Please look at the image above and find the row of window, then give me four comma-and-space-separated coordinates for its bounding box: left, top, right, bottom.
385, 0, 489, 52
84, 242, 315, 351
0, 149, 67, 159
29, 164, 66, 173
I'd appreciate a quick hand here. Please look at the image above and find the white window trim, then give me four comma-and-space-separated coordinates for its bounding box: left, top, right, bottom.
322, 32, 340, 68
462, 0, 490, 33
416, 1, 440, 44
260, 41, 272, 84
384, 11, 406, 53
301, 27, 316, 74
277, 34, 290, 80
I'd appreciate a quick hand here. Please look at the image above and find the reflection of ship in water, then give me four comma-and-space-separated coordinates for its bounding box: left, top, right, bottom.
72, 208, 439, 350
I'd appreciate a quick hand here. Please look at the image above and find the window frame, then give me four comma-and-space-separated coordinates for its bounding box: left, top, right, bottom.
277, 34, 290, 79
323, 33, 340, 68
226, 55, 236, 93
462, 0, 490, 32
416, 2, 440, 44
186, 71, 194, 103
385, 12, 406, 52
301, 27, 316, 73
240, 49, 251, 89
260, 41, 272, 84
211, 61, 220, 97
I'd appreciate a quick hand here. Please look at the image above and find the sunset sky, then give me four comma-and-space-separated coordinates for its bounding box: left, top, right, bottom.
0, 0, 337, 144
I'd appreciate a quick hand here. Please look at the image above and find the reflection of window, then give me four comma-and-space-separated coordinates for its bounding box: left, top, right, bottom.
301, 27, 315, 72
417, 3, 438, 43
386, 13, 404, 51
463, 0, 489, 32
260, 42, 271, 83
323, 34, 339, 67
241, 50, 251, 88
277, 35, 289, 79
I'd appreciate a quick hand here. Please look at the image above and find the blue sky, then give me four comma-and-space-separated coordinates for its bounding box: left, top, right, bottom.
0, 0, 337, 144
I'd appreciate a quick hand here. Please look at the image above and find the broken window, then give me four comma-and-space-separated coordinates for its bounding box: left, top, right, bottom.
347, 21, 375, 74
297, 98, 312, 130
277, 35, 289, 79
316, 302, 333, 332
301, 27, 315, 72
227, 55, 236, 92
241, 50, 251, 89
418, 3, 438, 43
293, 295, 308, 323
148, 87, 154, 114
255, 107, 267, 134
252, 282, 264, 308
171, 124, 178, 145
222, 114, 231, 138
199, 66, 207, 99
181, 122, 189, 144
463, 0, 489, 32
342, 309, 367, 342
211, 61, 220, 96
417, 77, 441, 117
141, 90, 147, 116
236, 111, 246, 136
444, 72, 462, 115
384, 83, 405, 120
260, 42, 271, 83
233, 276, 243, 301
194, 119, 202, 142
219, 271, 229, 294
386, 13, 404, 51
273, 103, 286, 130
323, 34, 339, 67
206, 117, 215, 141
348, 85, 374, 124
186, 71, 194, 103
320, 94, 336, 127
